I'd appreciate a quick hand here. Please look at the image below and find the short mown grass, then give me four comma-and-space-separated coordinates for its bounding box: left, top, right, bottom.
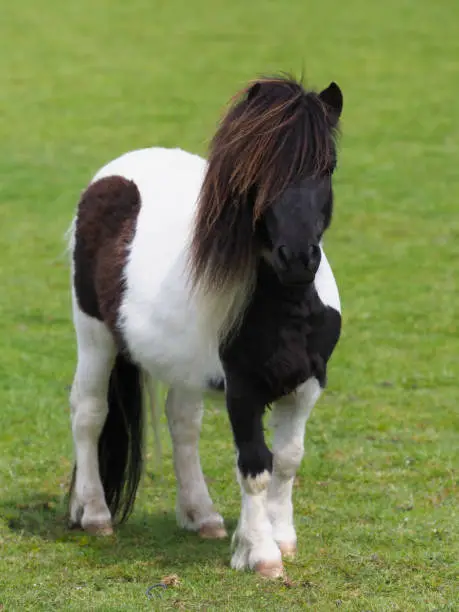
0, 0, 458, 610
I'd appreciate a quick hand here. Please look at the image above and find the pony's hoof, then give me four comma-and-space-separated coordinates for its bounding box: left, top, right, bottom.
278, 542, 297, 559
68, 518, 82, 531
84, 522, 114, 536
199, 523, 228, 539
254, 560, 284, 579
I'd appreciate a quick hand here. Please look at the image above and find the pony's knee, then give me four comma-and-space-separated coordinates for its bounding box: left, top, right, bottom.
72, 398, 108, 439
237, 443, 273, 494
273, 441, 304, 479
166, 388, 203, 444
239, 468, 272, 495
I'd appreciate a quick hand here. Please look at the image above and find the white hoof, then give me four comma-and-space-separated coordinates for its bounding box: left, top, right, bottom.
254, 560, 284, 578
231, 529, 283, 577
269, 515, 297, 559
278, 541, 297, 559
70, 494, 112, 536
177, 504, 226, 537
273, 529, 297, 559
199, 522, 228, 539
83, 521, 114, 536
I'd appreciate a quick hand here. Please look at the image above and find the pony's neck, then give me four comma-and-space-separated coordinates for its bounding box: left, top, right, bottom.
255, 258, 313, 300
194, 258, 257, 346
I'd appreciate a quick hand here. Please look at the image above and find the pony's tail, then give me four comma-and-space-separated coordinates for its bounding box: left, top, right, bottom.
99, 353, 144, 523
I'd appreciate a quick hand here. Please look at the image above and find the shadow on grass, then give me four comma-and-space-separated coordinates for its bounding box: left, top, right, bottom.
1, 492, 236, 570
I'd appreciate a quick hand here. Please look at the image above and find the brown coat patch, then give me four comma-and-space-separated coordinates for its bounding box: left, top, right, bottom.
73, 175, 141, 344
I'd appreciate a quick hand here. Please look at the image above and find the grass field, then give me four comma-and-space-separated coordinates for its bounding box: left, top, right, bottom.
0, 0, 458, 610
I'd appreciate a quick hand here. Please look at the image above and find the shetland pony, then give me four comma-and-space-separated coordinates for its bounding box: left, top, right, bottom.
67, 75, 343, 578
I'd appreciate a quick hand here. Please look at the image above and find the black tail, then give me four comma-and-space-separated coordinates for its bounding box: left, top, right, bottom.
99, 353, 144, 523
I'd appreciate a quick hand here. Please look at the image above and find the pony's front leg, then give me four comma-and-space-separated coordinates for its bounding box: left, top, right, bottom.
226, 389, 283, 578
166, 387, 227, 539
267, 377, 322, 558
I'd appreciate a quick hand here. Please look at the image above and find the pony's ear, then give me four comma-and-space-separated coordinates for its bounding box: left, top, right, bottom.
247, 82, 261, 102
319, 82, 343, 123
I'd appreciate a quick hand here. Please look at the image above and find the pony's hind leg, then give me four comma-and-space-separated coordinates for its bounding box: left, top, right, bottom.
165, 386, 227, 539
267, 377, 321, 558
69, 304, 115, 535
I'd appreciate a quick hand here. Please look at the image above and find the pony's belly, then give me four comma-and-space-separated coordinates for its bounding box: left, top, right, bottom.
120, 276, 224, 391
125, 320, 223, 390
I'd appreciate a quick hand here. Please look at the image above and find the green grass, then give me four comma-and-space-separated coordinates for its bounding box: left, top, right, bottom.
0, 0, 458, 609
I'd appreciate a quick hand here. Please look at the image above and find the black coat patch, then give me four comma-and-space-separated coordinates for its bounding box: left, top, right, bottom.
220, 260, 341, 404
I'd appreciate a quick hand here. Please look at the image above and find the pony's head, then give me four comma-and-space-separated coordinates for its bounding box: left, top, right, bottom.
190, 75, 343, 332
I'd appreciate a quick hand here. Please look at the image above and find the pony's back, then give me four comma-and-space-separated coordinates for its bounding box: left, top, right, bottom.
91, 147, 207, 295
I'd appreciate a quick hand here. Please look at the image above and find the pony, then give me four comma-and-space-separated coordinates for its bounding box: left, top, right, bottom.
67, 74, 343, 578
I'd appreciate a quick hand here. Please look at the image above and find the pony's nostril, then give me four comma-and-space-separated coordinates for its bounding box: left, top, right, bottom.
276, 245, 291, 268
307, 244, 319, 260
300, 245, 320, 269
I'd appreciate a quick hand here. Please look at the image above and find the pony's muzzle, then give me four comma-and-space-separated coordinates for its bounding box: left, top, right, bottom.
273, 244, 321, 286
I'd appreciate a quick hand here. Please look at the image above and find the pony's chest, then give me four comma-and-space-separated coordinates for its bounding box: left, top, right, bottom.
224, 324, 314, 400
220, 282, 325, 402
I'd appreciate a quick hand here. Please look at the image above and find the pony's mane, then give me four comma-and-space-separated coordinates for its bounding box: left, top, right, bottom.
189, 74, 339, 340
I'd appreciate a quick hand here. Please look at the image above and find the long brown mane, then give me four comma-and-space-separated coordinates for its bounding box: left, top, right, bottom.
189, 75, 339, 337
